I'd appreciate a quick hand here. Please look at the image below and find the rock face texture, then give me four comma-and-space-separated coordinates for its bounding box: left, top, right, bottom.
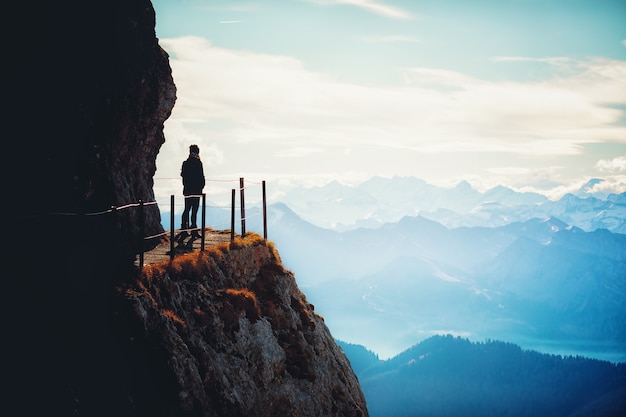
7, 0, 173, 254
3, 1, 368, 416
118, 235, 368, 417
5, 2, 176, 416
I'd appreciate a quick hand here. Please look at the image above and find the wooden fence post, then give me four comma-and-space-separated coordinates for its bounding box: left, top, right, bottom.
262, 180, 267, 240
231, 188, 235, 242
201, 193, 206, 251
170, 195, 174, 261
240, 177, 246, 237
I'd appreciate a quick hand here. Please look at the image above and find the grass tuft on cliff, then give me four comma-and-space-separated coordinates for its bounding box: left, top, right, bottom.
140, 232, 282, 284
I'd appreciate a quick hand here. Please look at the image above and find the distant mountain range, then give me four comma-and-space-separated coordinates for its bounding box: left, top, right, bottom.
338, 336, 626, 417
245, 202, 626, 363
158, 177, 626, 362
279, 176, 626, 233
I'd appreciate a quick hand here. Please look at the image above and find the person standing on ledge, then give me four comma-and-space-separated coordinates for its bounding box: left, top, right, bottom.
179, 144, 205, 246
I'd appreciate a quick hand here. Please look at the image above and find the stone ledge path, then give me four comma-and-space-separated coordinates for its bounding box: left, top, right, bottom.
136, 229, 233, 266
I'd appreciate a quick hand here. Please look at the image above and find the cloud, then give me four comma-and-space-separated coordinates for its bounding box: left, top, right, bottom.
597, 155, 626, 173
155, 118, 224, 192
197, 3, 258, 13
274, 147, 325, 158
161, 37, 626, 154
507, 175, 626, 200
307, 0, 412, 20
157, 36, 626, 195
360, 35, 421, 43
401, 62, 626, 150
493, 56, 571, 65
586, 175, 626, 196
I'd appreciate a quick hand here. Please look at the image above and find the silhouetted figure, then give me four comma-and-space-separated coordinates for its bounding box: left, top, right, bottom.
179, 144, 205, 246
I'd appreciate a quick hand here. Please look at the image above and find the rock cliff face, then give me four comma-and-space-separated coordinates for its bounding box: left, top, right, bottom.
5, 1, 177, 415
7, 0, 173, 255
3, 1, 368, 416
117, 235, 367, 417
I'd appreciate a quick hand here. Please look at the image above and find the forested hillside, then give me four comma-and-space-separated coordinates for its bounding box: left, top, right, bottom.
340, 336, 626, 417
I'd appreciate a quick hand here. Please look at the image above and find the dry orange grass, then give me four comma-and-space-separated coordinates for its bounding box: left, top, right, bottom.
141, 263, 164, 285
225, 287, 257, 301
162, 309, 187, 332
141, 232, 279, 281
221, 288, 261, 322
133, 232, 285, 335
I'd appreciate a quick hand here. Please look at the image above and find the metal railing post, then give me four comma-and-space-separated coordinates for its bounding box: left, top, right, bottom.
239, 177, 246, 237
201, 193, 206, 251
262, 180, 267, 240
170, 195, 175, 261
231, 188, 235, 242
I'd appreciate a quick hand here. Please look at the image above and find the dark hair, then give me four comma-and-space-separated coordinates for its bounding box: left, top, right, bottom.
189, 144, 199, 154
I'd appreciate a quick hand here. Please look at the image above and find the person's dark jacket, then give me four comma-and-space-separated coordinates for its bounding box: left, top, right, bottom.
181, 156, 205, 196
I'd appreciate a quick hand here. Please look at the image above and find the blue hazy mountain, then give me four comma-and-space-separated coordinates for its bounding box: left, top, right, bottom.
157, 181, 626, 415
160, 176, 625, 234
279, 176, 626, 233
245, 202, 626, 363
158, 183, 625, 362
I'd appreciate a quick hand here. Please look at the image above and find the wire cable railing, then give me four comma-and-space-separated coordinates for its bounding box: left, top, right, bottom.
144, 177, 268, 267
28, 177, 269, 268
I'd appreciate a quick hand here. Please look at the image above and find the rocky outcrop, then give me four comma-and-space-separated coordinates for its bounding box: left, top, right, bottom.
117, 234, 368, 417
5, 2, 176, 415
3, 1, 368, 416
7, 0, 174, 256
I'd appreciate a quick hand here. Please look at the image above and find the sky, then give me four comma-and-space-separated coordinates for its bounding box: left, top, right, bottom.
150, 0, 626, 205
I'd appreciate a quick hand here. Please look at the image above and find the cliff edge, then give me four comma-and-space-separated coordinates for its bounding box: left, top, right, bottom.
117, 234, 367, 416
3, 1, 368, 416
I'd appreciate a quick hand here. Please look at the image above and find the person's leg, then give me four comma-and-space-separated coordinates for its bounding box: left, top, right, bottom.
179, 196, 192, 243
182, 196, 191, 230
190, 196, 201, 238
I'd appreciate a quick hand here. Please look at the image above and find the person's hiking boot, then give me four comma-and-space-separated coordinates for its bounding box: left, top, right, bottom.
177, 231, 189, 245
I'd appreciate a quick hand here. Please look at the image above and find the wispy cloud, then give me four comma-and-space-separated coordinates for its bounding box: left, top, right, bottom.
492, 56, 572, 68
597, 155, 626, 173
585, 175, 626, 196
157, 36, 626, 195
519, 176, 626, 200
360, 35, 421, 43
198, 3, 259, 13
274, 147, 325, 158
161, 37, 626, 153
493, 56, 570, 63
307, 0, 412, 20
